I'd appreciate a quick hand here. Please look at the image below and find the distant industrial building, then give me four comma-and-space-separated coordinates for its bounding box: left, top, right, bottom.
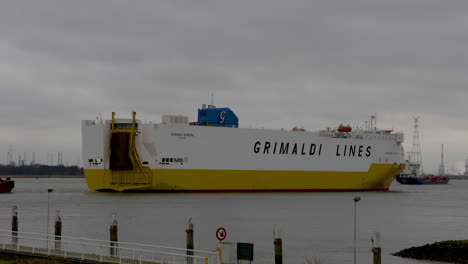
465, 159, 468, 176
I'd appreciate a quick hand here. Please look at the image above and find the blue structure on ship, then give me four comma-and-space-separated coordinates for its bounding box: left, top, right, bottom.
196, 106, 239, 127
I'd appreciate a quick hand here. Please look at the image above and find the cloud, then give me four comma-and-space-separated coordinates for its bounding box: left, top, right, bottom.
0, 0, 467, 173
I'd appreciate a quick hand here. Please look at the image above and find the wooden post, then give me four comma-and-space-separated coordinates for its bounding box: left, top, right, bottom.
274, 238, 283, 264
372, 231, 381, 264
186, 217, 194, 264
274, 226, 282, 264
11, 206, 18, 244
54, 210, 62, 249
110, 213, 118, 256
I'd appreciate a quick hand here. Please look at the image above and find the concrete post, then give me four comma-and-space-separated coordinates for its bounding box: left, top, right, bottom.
186, 217, 194, 264
54, 210, 62, 249
372, 231, 382, 264
110, 213, 118, 256
11, 206, 18, 244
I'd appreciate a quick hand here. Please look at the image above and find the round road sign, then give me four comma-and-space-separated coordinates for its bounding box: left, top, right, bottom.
216, 227, 227, 241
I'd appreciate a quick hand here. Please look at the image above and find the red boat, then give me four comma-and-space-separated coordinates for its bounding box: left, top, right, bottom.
396, 174, 449, 185
0, 178, 14, 193
422, 175, 450, 184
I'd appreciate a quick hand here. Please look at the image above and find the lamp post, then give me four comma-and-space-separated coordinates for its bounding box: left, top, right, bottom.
353, 196, 361, 264
47, 189, 54, 249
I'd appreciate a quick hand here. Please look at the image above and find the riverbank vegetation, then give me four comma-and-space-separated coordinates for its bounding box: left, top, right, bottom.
393, 240, 468, 263
0, 164, 82, 176
0, 253, 72, 264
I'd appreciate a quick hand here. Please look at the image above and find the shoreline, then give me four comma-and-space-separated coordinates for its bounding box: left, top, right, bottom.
1, 175, 84, 178
393, 240, 468, 263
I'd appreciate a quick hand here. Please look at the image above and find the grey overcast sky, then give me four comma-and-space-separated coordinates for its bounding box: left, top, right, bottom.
1, 0, 467, 173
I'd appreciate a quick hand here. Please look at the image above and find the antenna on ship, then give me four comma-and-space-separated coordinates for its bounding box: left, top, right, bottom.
410, 116, 423, 175
367, 114, 377, 130
371, 114, 377, 130
438, 144, 445, 175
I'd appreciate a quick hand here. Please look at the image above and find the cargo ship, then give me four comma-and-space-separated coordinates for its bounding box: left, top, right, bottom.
82, 105, 406, 192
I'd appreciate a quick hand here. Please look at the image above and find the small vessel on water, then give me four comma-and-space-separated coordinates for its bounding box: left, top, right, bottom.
0, 178, 15, 193
425, 144, 450, 184
396, 118, 449, 185
396, 173, 449, 185
82, 105, 406, 192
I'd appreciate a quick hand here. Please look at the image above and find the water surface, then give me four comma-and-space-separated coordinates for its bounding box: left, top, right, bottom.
0, 178, 465, 264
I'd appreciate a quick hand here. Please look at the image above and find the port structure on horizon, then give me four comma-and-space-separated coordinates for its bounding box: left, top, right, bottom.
438, 144, 445, 176
465, 159, 468, 176
407, 117, 423, 175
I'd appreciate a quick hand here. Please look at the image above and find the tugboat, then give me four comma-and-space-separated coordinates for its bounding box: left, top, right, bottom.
396, 171, 449, 185
0, 177, 14, 193
396, 118, 449, 185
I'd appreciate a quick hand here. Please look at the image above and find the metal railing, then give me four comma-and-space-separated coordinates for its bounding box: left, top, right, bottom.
110, 168, 152, 185
0, 230, 219, 264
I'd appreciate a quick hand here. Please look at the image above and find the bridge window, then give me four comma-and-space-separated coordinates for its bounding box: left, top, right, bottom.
114, 123, 133, 129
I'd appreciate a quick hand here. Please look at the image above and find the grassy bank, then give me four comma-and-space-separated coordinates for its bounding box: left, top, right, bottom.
392, 240, 468, 264
0, 252, 72, 264
3, 175, 84, 178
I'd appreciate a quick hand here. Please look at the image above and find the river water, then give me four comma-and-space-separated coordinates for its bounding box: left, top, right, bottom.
0, 178, 466, 264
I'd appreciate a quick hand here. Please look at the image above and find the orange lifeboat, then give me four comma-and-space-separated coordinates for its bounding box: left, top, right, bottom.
292, 126, 306, 131
338, 125, 352, 132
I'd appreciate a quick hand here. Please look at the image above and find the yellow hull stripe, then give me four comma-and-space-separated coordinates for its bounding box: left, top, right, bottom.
84, 163, 405, 192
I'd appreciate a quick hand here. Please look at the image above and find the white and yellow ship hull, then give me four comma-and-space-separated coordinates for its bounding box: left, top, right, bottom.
82, 113, 405, 192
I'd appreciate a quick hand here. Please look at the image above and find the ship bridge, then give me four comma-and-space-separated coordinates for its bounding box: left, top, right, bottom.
192, 104, 239, 127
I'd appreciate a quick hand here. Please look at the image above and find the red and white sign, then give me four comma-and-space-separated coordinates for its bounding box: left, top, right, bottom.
216, 227, 227, 241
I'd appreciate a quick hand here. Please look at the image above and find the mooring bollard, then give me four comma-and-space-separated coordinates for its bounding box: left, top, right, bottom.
186, 217, 194, 264
372, 231, 382, 264
11, 206, 18, 244
54, 209, 62, 249
110, 213, 118, 257
274, 226, 282, 264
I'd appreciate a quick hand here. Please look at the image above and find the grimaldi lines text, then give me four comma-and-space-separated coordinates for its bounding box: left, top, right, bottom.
253, 141, 372, 157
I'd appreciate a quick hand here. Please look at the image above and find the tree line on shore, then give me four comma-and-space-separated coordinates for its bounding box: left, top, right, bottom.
0, 164, 83, 176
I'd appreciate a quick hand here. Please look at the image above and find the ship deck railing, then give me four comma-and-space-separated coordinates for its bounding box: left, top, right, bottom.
0, 230, 219, 264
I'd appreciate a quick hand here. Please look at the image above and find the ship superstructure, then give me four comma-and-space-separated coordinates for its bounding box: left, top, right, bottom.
82, 105, 406, 192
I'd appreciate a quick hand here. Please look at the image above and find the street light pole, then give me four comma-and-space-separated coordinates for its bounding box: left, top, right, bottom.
353, 196, 361, 264
46, 189, 54, 249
